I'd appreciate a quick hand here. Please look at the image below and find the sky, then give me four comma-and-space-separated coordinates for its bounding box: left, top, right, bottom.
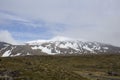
0, 0, 120, 46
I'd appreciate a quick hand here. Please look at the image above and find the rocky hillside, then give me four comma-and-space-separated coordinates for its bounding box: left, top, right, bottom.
0, 37, 120, 57
27, 36, 120, 55
0, 42, 47, 57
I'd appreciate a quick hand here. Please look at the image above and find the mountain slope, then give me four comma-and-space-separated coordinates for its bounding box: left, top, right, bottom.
0, 42, 47, 57
26, 36, 120, 55
0, 36, 120, 57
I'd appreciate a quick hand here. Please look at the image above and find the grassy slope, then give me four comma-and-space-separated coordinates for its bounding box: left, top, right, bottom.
0, 54, 120, 80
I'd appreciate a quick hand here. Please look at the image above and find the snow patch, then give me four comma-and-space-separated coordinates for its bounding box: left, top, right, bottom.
58, 41, 79, 50
27, 52, 31, 55
83, 45, 93, 52
0, 46, 7, 52
11, 53, 22, 57
31, 46, 57, 55
31, 46, 39, 49
2, 50, 11, 57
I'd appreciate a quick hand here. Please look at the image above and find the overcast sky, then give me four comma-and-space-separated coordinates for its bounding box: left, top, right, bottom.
0, 0, 120, 46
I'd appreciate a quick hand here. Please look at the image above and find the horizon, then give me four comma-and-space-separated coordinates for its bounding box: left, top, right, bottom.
0, 0, 120, 47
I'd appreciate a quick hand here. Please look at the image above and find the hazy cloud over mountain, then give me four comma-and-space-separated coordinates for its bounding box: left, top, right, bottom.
0, 30, 17, 44
0, 0, 120, 46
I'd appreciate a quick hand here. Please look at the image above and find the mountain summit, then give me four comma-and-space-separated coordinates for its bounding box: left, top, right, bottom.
0, 36, 120, 57
26, 36, 74, 44
26, 36, 85, 45
26, 36, 120, 55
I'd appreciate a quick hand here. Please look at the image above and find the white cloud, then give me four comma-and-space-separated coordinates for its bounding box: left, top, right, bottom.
55, 16, 120, 46
0, 0, 120, 46
0, 30, 17, 44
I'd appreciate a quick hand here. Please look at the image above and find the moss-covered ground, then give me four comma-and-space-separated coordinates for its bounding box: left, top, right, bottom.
0, 54, 120, 80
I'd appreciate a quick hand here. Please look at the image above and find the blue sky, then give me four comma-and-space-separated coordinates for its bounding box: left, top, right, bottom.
0, 0, 120, 46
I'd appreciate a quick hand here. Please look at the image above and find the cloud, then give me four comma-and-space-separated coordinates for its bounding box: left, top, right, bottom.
55, 16, 120, 46
0, 0, 120, 24
0, 30, 17, 44
0, 0, 120, 46
0, 12, 39, 28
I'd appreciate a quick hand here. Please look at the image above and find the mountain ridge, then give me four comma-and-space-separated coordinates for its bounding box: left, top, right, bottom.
0, 36, 120, 57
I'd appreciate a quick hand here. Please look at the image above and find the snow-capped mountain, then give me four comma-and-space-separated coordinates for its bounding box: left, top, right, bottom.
0, 36, 120, 57
26, 36, 120, 55
0, 42, 46, 57
26, 36, 76, 45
